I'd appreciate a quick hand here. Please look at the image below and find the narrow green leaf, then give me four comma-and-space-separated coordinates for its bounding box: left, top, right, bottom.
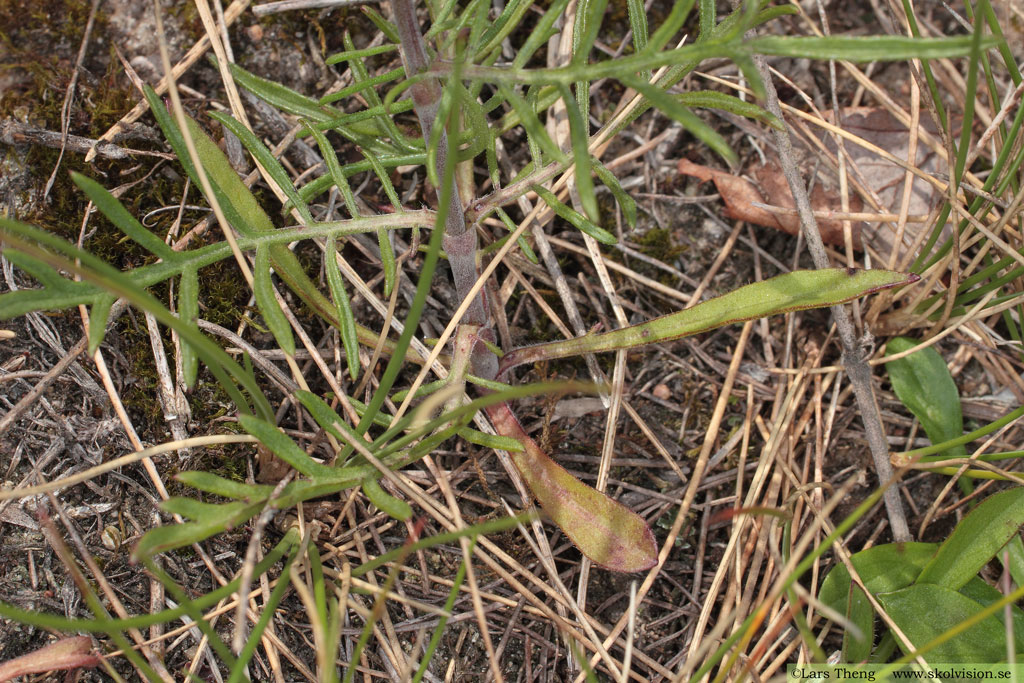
361, 6, 401, 43
308, 544, 329, 640
917, 487, 1024, 589
178, 266, 199, 388
253, 246, 296, 356
496, 83, 567, 165
226, 540, 300, 683
877, 584, 1011, 663
72, 173, 177, 262
647, 0, 696, 52
325, 238, 361, 380
677, 90, 783, 130
209, 111, 313, 224
533, 185, 616, 245
486, 402, 657, 572
293, 389, 368, 446
556, 83, 599, 223
593, 161, 637, 229
225, 59, 341, 122
750, 35, 1002, 62
475, 0, 531, 56
885, 336, 966, 459
512, 0, 571, 69
3, 250, 75, 291
625, 0, 650, 77
135, 499, 264, 559
457, 427, 525, 452
361, 477, 412, 521
321, 67, 406, 105
378, 229, 396, 297
502, 269, 918, 372
0, 219, 273, 419
87, 294, 115, 354
572, 0, 610, 69
621, 74, 736, 164
698, 0, 715, 41
175, 471, 274, 501
494, 207, 539, 263
325, 43, 398, 65
237, 414, 334, 479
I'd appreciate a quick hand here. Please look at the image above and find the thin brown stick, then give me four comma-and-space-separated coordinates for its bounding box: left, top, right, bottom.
752, 52, 911, 542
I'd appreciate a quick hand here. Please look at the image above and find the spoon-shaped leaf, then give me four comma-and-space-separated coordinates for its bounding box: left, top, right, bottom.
500, 268, 917, 373
485, 401, 658, 572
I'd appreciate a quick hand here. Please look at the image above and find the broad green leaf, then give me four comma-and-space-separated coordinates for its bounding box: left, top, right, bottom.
253, 246, 296, 356
361, 477, 413, 520
957, 576, 1024, 653
501, 269, 918, 373
486, 401, 657, 572
819, 543, 937, 662
885, 336, 966, 459
237, 414, 336, 479
877, 584, 1011, 663
175, 471, 274, 501
917, 487, 1024, 589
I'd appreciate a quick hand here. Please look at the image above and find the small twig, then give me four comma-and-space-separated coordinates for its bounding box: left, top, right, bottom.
752, 52, 911, 541
1, 120, 172, 160
43, 0, 101, 201
252, 0, 371, 15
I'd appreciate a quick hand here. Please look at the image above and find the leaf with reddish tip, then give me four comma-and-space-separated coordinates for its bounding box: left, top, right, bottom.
486, 401, 658, 573
500, 268, 918, 374
0, 636, 99, 681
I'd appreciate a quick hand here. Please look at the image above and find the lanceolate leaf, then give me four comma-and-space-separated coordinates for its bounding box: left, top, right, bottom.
876, 584, 1012, 663
916, 487, 1024, 590
486, 401, 658, 572
885, 336, 966, 459
253, 246, 296, 356
178, 266, 200, 388
500, 269, 918, 373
